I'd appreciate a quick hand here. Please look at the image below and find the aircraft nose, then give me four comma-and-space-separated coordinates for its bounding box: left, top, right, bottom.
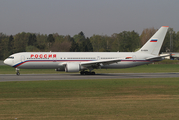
4, 59, 8, 65
4, 59, 12, 66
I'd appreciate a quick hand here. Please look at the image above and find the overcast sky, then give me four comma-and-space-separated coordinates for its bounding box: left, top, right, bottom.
0, 0, 178, 37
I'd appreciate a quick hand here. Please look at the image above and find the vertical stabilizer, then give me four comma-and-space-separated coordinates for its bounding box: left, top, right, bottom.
137, 26, 169, 56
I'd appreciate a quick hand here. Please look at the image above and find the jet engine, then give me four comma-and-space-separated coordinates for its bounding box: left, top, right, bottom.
65, 63, 81, 72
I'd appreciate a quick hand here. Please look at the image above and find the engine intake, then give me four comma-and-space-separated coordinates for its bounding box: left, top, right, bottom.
65, 63, 81, 72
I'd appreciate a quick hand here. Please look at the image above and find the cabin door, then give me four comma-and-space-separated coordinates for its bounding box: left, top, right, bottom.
97, 56, 100, 60
21, 55, 25, 62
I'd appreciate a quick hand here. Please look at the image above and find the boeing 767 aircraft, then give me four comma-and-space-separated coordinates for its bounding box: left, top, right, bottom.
4, 26, 169, 75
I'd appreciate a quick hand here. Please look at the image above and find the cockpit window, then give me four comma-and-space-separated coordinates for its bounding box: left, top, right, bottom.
8, 56, 14, 59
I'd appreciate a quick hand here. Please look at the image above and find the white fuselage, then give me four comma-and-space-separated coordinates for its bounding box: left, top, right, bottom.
4, 52, 154, 70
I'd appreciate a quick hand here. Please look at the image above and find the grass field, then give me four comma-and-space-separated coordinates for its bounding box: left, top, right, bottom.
1, 64, 179, 119
0, 64, 179, 74
0, 78, 179, 120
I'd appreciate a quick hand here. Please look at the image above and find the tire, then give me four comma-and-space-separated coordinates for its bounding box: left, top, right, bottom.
16, 72, 20, 76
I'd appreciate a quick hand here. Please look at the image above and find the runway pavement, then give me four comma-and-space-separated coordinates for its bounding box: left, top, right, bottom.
0, 73, 179, 82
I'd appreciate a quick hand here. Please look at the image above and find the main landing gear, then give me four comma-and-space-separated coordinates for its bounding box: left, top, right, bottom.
16, 68, 20, 76
80, 71, 95, 75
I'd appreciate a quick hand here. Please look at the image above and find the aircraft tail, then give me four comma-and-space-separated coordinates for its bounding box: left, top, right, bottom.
137, 26, 169, 56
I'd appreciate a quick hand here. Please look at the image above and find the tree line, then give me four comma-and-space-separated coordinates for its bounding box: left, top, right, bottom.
0, 27, 179, 60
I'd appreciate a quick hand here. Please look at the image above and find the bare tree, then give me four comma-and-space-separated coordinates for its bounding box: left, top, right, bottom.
140, 27, 157, 46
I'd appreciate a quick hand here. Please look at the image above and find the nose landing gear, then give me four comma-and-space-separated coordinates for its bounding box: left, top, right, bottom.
16, 68, 20, 76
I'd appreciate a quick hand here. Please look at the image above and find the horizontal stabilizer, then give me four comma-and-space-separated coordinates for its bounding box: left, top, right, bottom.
146, 54, 170, 61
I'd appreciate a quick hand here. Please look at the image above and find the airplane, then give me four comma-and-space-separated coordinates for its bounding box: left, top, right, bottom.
4, 26, 169, 75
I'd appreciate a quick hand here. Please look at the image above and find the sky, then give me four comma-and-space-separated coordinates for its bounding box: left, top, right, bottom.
0, 0, 179, 37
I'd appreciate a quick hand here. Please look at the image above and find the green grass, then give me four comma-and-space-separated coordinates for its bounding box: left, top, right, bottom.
0, 78, 179, 120
1, 64, 179, 74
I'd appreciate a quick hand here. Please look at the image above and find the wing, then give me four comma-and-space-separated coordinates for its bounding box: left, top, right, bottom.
80, 58, 122, 67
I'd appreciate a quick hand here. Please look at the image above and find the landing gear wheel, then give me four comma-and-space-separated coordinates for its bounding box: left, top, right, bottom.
80, 71, 95, 75
91, 72, 95, 75
16, 72, 20, 76
16, 68, 20, 76
84, 71, 89, 75
80, 71, 85, 75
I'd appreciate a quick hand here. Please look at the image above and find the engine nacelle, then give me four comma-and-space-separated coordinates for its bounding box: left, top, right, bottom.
65, 63, 81, 72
